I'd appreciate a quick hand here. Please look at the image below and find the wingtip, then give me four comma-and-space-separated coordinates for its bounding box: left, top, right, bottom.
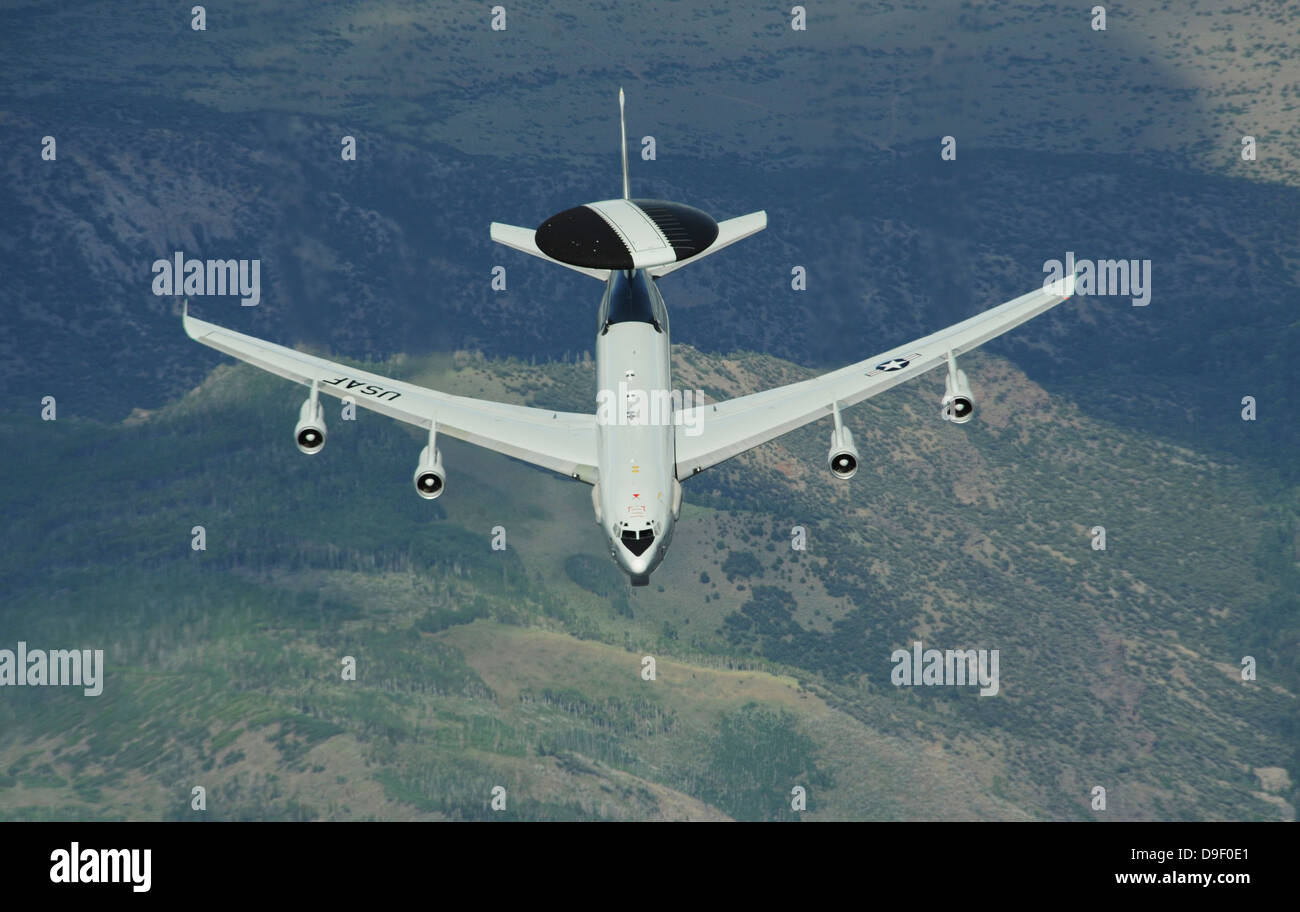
181, 298, 202, 340
1046, 271, 1076, 299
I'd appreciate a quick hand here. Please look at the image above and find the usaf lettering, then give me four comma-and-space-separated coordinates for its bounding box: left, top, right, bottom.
320, 376, 401, 402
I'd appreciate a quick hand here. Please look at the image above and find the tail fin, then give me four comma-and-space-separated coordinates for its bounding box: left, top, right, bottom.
619, 87, 630, 200
647, 210, 767, 278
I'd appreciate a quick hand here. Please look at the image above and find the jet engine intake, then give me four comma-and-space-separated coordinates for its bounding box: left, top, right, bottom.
828, 425, 859, 480
941, 367, 976, 424
295, 397, 327, 454
413, 444, 446, 500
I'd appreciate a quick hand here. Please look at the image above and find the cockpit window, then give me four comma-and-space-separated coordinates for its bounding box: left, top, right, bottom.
620, 527, 655, 556
602, 270, 663, 333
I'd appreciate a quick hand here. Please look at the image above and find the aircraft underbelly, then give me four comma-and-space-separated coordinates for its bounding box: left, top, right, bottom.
595, 324, 674, 537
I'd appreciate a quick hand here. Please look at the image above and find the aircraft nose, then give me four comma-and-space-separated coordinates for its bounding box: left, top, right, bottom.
628, 556, 647, 574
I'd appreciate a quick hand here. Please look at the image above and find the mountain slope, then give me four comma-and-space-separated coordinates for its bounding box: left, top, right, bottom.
0, 347, 1292, 820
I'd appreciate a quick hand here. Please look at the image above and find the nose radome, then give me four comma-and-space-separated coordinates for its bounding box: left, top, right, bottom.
628, 556, 647, 574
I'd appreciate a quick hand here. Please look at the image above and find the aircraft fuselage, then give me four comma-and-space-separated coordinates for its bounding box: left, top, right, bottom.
593, 269, 680, 584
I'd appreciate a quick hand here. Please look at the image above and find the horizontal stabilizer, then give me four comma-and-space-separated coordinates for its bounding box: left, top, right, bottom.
489, 222, 611, 281
648, 211, 767, 278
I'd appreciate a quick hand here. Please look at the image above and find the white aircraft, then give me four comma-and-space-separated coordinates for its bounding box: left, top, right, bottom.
185, 90, 1076, 586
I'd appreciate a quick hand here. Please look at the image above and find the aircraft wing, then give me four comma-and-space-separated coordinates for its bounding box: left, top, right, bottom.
183, 306, 599, 482
674, 274, 1075, 477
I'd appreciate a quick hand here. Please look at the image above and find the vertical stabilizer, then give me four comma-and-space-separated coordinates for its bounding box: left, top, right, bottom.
491, 90, 763, 279
619, 87, 630, 200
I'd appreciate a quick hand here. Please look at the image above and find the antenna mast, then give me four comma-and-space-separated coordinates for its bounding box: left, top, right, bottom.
619, 87, 630, 200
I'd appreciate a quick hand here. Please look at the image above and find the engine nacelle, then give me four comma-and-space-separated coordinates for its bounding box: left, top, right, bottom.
294, 397, 327, 454
941, 368, 976, 424
413, 444, 446, 500
828, 425, 859, 480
